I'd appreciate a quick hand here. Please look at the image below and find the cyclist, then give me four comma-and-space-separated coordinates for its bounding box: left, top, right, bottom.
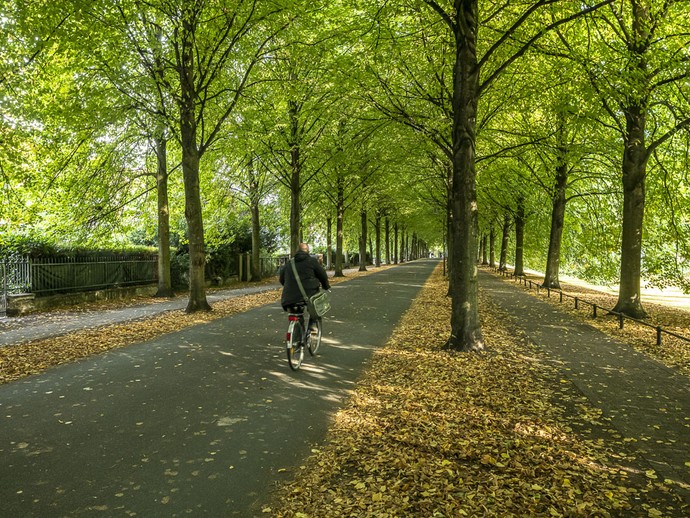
279, 243, 331, 331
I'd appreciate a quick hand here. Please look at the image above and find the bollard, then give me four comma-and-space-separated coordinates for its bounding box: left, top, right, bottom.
547, 287, 551, 298
575, 297, 578, 310
593, 304, 597, 318
559, 292, 563, 303
657, 327, 662, 346
619, 313, 624, 329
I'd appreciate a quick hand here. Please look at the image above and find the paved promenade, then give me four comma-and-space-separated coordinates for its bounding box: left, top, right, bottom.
480, 270, 690, 503
0, 261, 437, 517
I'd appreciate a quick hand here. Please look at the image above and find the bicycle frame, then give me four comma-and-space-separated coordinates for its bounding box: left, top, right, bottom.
286, 313, 304, 342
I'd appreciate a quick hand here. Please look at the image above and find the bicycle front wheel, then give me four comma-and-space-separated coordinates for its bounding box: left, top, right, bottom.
307, 318, 322, 356
286, 320, 304, 371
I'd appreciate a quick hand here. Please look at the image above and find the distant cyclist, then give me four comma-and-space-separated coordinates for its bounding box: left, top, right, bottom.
279, 243, 331, 330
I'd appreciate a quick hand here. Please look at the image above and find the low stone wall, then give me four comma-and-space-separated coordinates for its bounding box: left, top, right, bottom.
6, 285, 158, 317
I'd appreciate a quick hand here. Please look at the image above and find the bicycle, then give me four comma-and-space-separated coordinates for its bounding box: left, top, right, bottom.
285, 305, 322, 371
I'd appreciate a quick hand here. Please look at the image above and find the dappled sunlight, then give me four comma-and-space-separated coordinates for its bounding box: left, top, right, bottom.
274, 265, 686, 517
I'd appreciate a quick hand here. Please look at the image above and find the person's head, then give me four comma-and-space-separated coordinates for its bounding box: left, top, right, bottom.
298, 242, 310, 254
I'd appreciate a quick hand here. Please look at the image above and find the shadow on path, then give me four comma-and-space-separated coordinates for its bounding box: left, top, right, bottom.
0, 260, 437, 517
480, 270, 690, 503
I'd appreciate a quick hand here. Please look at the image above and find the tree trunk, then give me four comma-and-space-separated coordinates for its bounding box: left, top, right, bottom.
326, 216, 333, 270
393, 222, 399, 264
385, 217, 390, 265
613, 103, 648, 318
289, 100, 301, 255
375, 212, 381, 267
489, 225, 495, 268
542, 156, 568, 289
499, 213, 510, 271
446, 0, 483, 351
180, 13, 210, 313
359, 208, 368, 272
250, 197, 261, 282
513, 197, 525, 277
154, 134, 174, 298
335, 177, 345, 277
481, 234, 488, 265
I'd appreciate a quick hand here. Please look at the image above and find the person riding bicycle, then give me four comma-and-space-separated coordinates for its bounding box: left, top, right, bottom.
279, 243, 331, 330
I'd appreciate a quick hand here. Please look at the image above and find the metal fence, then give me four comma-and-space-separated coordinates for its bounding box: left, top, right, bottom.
1, 262, 6, 315
1, 255, 158, 297
494, 267, 690, 347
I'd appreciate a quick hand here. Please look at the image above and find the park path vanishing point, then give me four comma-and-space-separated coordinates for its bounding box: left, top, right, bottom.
480, 270, 690, 505
0, 260, 437, 517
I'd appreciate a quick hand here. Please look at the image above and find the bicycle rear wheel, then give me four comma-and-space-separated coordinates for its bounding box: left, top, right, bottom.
286, 320, 304, 371
307, 318, 322, 356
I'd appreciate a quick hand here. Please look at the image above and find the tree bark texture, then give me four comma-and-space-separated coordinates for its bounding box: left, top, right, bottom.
180, 11, 210, 312
542, 155, 568, 290
359, 209, 368, 271
446, 0, 484, 351
289, 100, 301, 255
499, 213, 510, 271
385, 217, 390, 265
513, 197, 525, 277
326, 216, 333, 270
375, 212, 382, 267
613, 103, 648, 318
250, 197, 261, 282
393, 222, 399, 264
335, 176, 345, 277
154, 134, 174, 298
489, 225, 495, 268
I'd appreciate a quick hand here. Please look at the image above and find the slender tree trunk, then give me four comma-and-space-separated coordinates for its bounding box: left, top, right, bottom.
393, 222, 399, 264
289, 100, 301, 255
489, 225, 495, 268
180, 13, 210, 312
154, 134, 174, 298
385, 217, 390, 264
542, 156, 568, 289
326, 216, 333, 270
499, 213, 510, 271
513, 197, 525, 277
613, 103, 648, 318
481, 234, 488, 265
446, 195, 454, 293
335, 176, 345, 277
375, 211, 381, 267
446, 0, 483, 351
359, 208, 368, 272
250, 198, 261, 282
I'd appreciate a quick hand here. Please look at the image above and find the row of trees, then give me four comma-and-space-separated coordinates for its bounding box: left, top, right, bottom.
2, 1, 689, 351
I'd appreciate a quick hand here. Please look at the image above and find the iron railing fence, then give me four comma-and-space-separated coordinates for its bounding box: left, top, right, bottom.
1, 262, 6, 315
493, 267, 690, 347
1, 255, 158, 297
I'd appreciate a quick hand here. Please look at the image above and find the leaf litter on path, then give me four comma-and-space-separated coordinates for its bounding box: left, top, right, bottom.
270, 266, 687, 517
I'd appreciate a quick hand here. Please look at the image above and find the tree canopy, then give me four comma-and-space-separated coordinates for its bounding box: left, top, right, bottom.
1, 0, 689, 342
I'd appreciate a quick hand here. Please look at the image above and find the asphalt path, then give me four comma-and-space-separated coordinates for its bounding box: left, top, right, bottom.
0, 260, 438, 517
480, 270, 690, 503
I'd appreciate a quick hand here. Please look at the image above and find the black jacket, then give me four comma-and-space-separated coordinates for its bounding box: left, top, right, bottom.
279, 251, 331, 308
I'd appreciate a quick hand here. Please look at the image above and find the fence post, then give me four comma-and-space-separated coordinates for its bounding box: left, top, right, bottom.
559, 291, 563, 303
547, 287, 550, 298
656, 327, 662, 346
574, 297, 578, 310
593, 304, 597, 318
619, 313, 624, 329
